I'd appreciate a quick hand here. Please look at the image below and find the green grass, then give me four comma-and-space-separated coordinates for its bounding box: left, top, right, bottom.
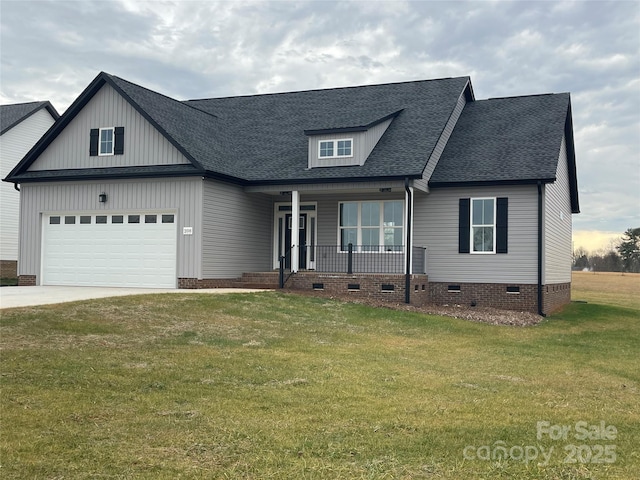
0, 277, 18, 287
1, 288, 638, 479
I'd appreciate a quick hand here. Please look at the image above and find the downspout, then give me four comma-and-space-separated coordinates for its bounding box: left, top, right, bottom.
537, 181, 546, 317
404, 178, 412, 304
14, 183, 20, 192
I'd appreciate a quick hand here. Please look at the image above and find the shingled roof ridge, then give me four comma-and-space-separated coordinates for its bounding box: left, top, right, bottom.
106, 72, 219, 119
186, 75, 471, 102
484, 92, 569, 101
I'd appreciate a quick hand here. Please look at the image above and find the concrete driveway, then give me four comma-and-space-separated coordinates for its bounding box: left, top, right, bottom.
0, 286, 267, 309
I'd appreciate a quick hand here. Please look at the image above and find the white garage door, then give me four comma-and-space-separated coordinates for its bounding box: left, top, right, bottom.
42, 213, 177, 288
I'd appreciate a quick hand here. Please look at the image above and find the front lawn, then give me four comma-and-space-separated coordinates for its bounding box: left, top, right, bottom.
1, 278, 638, 478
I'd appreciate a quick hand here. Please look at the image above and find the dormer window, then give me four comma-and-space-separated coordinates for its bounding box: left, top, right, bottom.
319, 139, 353, 159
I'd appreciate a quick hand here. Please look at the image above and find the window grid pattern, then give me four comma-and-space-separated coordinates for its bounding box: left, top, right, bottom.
339, 201, 403, 252
471, 198, 495, 253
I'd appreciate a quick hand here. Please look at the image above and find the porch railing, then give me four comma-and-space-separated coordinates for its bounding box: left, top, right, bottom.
288, 244, 427, 275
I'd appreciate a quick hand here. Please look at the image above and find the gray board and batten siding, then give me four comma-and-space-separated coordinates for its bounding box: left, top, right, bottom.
307, 118, 394, 169
413, 185, 539, 284
18, 178, 203, 281
543, 134, 572, 285
27, 84, 190, 171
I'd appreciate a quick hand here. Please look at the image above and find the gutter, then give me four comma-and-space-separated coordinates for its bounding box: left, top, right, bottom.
14, 183, 20, 192
404, 178, 412, 304
537, 181, 545, 317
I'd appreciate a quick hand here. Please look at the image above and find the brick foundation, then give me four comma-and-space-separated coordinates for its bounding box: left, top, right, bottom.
430, 281, 572, 315
18, 275, 37, 286
0, 260, 18, 279
430, 282, 538, 313
543, 282, 571, 314
288, 272, 430, 306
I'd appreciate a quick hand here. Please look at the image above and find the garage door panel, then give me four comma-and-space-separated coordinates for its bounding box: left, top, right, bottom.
42, 213, 177, 288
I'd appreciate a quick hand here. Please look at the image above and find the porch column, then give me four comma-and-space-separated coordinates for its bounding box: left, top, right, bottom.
291, 190, 300, 273
405, 185, 414, 274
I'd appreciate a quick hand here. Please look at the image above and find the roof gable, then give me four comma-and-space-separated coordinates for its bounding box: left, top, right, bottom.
430, 93, 579, 212
0, 101, 59, 136
25, 83, 192, 172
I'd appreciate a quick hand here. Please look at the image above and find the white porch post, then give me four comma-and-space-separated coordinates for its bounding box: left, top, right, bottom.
291, 190, 300, 273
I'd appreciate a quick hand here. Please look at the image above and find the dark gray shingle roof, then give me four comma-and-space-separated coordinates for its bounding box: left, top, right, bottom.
5, 72, 577, 210
0, 101, 59, 135
430, 93, 571, 185
184, 77, 471, 182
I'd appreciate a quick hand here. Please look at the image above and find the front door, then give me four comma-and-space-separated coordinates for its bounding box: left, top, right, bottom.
284, 213, 307, 269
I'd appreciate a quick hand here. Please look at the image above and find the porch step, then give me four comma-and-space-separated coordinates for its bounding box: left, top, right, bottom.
240, 272, 280, 289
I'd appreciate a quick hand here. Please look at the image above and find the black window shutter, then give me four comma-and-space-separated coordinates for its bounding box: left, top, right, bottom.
496, 197, 508, 253
89, 129, 99, 156
114, 126, 125, 155
458, 198, 470, 253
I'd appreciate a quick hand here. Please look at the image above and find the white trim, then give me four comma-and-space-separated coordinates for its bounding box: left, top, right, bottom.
318, 138, 353, 159
98, 127, 114, 156
470, 197, 497, 254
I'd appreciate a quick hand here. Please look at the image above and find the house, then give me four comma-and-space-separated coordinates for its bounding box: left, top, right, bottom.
3, 72, 579, 315
0, 101, 59, 278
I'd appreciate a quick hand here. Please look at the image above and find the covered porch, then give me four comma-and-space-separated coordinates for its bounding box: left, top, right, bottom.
246, 180, 429, 304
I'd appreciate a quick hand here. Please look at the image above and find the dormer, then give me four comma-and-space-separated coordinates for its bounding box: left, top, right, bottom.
304, 110, 402, 168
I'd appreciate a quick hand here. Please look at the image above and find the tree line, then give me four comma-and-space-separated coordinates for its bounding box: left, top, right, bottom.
573, 228, 640, 273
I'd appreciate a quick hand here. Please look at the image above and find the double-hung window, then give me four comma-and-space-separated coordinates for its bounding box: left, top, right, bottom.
339, 200, 403, 252
459, 197, 508, 254
99, 128, 114, 156
319, 139, 353, 159
471, 198, 496, 253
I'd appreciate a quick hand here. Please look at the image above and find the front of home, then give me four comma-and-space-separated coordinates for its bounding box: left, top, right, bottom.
4, 73, 579, 315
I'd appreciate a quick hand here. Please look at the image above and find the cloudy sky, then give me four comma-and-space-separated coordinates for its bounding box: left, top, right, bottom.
1, 0, 638, 252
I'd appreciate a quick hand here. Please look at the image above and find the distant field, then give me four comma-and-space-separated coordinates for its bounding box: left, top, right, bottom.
572, 271, 640, 310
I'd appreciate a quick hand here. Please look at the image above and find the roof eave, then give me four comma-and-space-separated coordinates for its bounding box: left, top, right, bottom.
303, 109, 404, 136
245, 173, 422, 187
6, 167, 206, 184
428, 177, 557, 189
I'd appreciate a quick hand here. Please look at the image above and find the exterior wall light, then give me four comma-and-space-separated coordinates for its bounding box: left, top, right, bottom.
99, 192, 107, 203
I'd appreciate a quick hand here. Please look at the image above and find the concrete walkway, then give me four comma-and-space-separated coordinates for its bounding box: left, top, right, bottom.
0, 286, 267, 309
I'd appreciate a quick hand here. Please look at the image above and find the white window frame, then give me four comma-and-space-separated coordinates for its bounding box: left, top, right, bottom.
99, 127, 115, 156
470, 197, 496, 254
318, 138, 353, 159
338, 200, 404, 253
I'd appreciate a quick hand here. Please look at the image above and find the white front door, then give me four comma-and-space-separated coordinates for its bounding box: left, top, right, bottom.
41, 212, 177, 288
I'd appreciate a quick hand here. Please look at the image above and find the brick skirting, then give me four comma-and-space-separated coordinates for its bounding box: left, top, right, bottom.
18, 275, 37, 286
1, 260, 17, 279
543, 282, 571, 314
430, 282, 538, 312
288, 272, 430, 306
430, 281, 572, 314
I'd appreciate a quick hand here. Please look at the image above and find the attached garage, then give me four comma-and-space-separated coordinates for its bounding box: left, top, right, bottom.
41, 212, 177, 288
